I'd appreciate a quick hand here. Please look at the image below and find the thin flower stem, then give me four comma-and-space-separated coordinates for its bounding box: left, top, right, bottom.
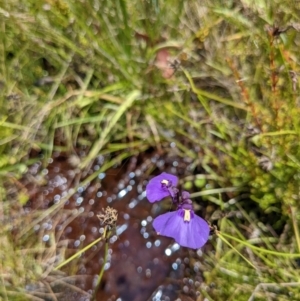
191, 186, 243, 198
217, 233, 256, 269
54, 227, 107, 271
91, 240, 109, 301
219, 232, 300, 257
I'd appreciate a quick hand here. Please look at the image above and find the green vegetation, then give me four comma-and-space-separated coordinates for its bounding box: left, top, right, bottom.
1, 0, 300, 300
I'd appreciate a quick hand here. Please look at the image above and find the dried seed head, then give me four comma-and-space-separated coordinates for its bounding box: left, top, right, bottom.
97, 206, 118, 230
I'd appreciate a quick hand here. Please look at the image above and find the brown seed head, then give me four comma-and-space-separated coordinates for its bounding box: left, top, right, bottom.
97, 206, 118, 230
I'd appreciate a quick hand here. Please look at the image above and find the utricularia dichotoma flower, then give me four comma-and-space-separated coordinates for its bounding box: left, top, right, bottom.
146, 172, 209, 249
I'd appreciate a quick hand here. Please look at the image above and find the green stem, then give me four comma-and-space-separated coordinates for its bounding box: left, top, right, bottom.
217, 233, 256, 269
290, 205, 300, 253
259, 130, 298, 137
54, 228, 107, 271
91, 240, 109, 301
219, 232, 300, 257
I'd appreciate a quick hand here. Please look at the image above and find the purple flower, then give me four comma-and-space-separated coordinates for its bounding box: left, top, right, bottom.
146, 172, 179, 203
153, 208, 209, 249
146, 173, 209, 249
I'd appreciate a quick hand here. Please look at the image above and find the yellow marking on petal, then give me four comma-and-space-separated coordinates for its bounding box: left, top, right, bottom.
161, 179, 169, 185
183, 209, 191, 221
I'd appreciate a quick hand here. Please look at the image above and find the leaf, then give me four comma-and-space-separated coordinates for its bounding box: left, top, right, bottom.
80, 90, 141, 168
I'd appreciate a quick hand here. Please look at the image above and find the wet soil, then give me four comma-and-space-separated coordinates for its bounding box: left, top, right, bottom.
22, 151, 209, 301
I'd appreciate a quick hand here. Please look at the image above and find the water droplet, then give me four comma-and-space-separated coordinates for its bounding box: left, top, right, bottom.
76, 197, 84, 205
97, 155, 104, 164
137, 266, 142, 273
42, 234, 50, 242
143, 233, 149, 239
77, 187, 84, 193
141, 220, 147, 227
42, 222, 49, 229
184, 257, 189, 264
171, 243, 180, 252
197, 249, 203, 257
146, 241, 152, 248
172, 263, 178, 270
89, 199, 95, 205
151, 157, 157, 163
118, 189, 127, 198
53, 167, 60, 173
165, 248, 172, 256
154, 240, 161, 247
128, 199, 138, 208
42, 169, 48, 175
98, 173, 106, 179
54, 195, 61, 204
118, 182, 125, 189
74, 240, 80, 247
138, 191, 146, 200
116, 224, 128, 235
153, 289, 162, 300
157, 160, 165, 167
109, 235, 118, 243
147, 216, 153, 222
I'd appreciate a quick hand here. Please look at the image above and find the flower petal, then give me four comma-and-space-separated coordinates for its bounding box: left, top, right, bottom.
153, 211, 182, 237
153, 210, 209, 249
146, 172, 178, 203
183, 215, 210, 249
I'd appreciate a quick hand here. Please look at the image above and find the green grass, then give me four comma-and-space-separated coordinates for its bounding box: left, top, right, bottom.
1, 0, 300, 299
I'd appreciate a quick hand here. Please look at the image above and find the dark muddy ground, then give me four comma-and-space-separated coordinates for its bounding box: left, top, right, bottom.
23, 151, 210, 301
